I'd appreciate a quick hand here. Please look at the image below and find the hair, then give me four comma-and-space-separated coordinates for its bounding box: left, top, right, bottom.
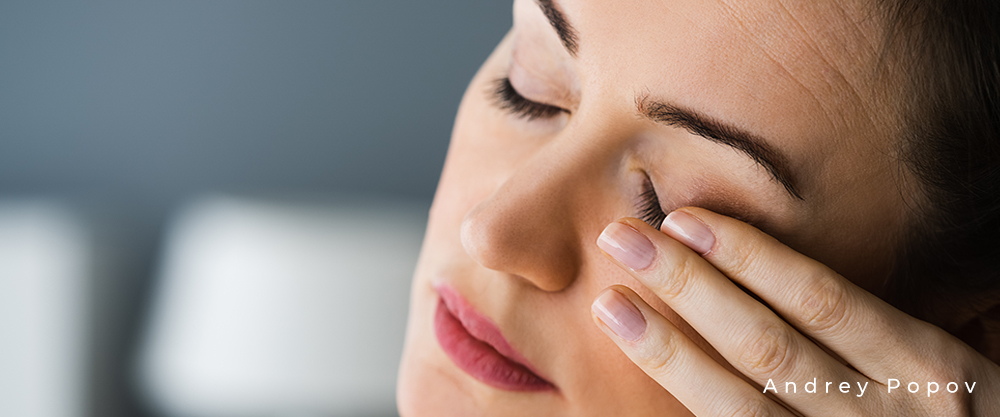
874, 0, 1000, 354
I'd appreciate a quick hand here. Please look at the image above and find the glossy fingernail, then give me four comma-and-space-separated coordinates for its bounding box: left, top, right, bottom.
598, 222, 655, 270
662, 211, 715, 255
592, 289, 646, 341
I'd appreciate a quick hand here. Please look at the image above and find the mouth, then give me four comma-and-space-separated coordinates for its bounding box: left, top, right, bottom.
432, 283, 556, 392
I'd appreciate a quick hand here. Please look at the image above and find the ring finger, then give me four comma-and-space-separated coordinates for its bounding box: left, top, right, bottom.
592, 286, 797, 417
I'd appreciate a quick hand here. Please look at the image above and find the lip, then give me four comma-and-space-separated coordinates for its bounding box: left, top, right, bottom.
432, 283, 555, 392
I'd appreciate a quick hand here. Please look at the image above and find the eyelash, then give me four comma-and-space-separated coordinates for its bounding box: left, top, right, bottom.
492, 77, 568, 120
491, 76, 666, 228
637, 177, 667, 229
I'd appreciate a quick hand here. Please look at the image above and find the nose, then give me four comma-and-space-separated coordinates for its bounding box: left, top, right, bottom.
460, 142, 599, 292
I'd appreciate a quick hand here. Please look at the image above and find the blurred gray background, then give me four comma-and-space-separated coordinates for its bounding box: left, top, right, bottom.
0, 1, 511, 416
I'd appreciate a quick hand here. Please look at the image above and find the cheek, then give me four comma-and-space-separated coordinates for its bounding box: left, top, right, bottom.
432, 45, 518, 210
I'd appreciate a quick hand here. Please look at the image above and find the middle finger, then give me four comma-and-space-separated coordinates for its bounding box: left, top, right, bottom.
597, 218, 876, 414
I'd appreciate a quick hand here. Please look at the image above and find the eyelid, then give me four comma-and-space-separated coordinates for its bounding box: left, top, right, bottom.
508, 57, 578, 111
636, 98, 803, 200
491, 77, 567, 120
511, 0, 579, 104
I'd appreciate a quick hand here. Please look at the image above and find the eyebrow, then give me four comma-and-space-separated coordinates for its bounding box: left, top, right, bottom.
537, 0, 578, 55
637, 97, 804, 200
536, 0, 802, 200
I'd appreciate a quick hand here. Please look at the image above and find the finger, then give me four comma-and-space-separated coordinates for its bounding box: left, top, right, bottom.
659, 207, 933, 379
597, 218, 876, 415
591, 285, 797, 417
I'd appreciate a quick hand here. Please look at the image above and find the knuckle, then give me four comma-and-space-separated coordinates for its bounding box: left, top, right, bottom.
894, 325, 967, 374
923, 361, 967, 392
925, 326, 974, 367
638, 328, 684, 376
722, 396, 773, 417
931, 391, 973, 416
799, 274, 850, 333
653, 253, 699, 300
901, 383, 973, 417
924, 362, 959, 384
739, 323, 797, 380
729, 242, 764, 278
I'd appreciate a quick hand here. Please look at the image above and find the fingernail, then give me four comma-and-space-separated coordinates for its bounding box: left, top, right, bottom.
597, 222, 655, 270
661, 211, 715, 255
592, 289, 646, 341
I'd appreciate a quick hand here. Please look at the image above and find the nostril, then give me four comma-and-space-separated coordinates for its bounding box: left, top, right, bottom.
459, 204, 579, 292
457, 173, 582, 292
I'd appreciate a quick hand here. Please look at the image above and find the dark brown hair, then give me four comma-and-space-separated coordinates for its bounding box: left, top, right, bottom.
876, 0, 1000, 353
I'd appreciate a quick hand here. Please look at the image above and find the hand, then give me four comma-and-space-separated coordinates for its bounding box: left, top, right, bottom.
590, 207, 1000, 416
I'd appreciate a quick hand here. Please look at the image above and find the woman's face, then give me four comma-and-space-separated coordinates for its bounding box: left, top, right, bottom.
398, 0, 909, 415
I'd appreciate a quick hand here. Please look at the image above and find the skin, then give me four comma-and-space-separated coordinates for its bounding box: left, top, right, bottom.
396, 0, 1000, 415
594, 212, 1000, 415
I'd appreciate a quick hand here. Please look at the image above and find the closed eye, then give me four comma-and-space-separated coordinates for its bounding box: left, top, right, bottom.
491, 77, 568, 120
636, 175, 666, 229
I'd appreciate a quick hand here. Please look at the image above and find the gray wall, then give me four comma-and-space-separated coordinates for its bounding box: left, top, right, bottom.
0, 1, 512, 416
0, 0, 511, 201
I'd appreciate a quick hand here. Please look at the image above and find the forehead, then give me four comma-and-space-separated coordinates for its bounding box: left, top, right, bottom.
561, 0, 892, 190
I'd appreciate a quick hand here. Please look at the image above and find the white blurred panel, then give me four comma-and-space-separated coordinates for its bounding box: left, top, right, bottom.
139, 197, 426, 417
0, 202, 88, 417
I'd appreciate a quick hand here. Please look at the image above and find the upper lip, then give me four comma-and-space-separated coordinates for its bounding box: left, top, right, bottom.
433, 282, 551, 382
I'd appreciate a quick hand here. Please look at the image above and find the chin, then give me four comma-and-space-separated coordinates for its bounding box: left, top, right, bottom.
396, 365, 475, 417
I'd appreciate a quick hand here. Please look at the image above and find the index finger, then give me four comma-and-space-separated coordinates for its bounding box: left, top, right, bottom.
660, 206, 931, 380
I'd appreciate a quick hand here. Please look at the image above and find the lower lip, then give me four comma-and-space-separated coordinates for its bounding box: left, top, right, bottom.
433, 298, 554, 392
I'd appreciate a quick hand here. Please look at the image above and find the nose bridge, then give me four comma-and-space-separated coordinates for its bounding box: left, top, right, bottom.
460, 132, 610, 292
